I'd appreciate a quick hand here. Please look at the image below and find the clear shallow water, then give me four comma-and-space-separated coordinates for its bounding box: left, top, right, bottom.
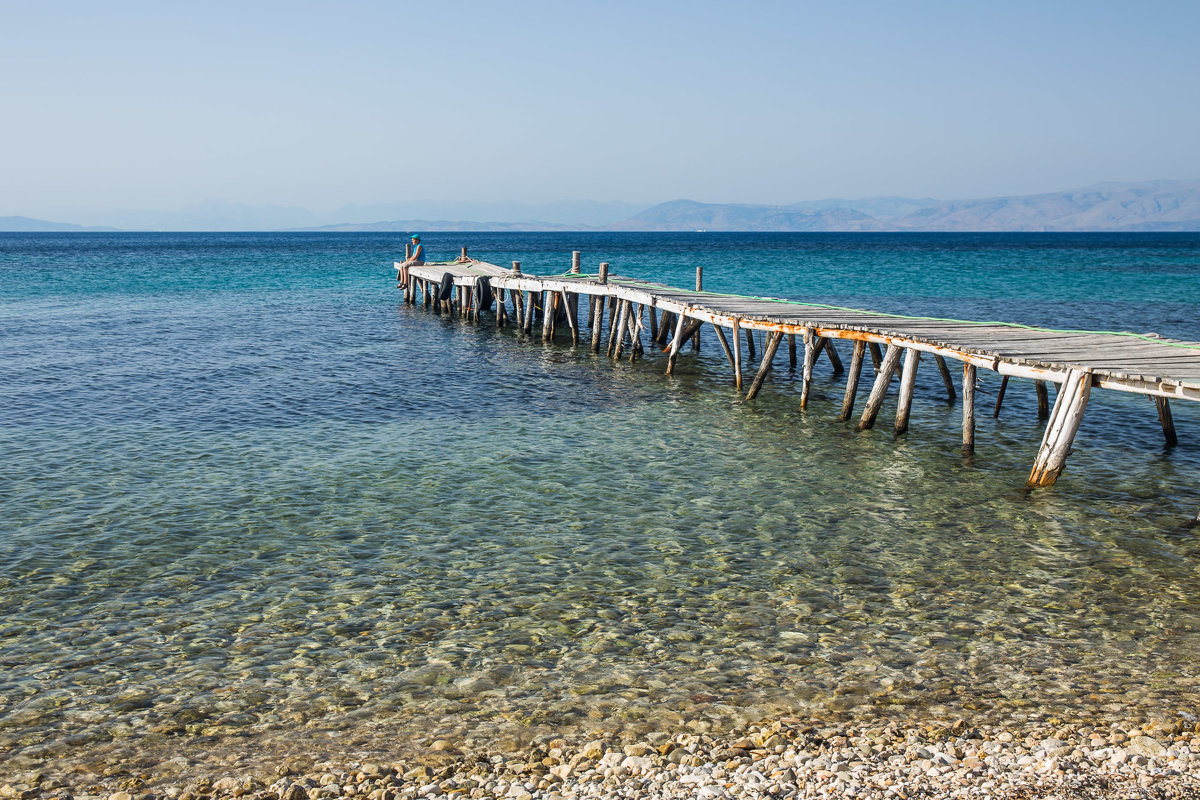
2, 232, 1200, 785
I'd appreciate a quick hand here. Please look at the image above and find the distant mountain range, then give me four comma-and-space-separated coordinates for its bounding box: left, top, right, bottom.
295, 180, 1200, 233
0, 216, 117, 232
614, 180, 1200, 232
4, 180, 1199, 232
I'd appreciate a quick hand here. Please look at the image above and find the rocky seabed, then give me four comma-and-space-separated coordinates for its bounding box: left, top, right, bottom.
8, 717, 1200, 800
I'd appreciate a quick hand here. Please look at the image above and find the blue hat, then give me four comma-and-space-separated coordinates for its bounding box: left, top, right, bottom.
409, 233, 420, 241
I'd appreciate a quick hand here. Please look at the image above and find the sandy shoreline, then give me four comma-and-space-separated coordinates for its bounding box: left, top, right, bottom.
9, 715, 1200, 800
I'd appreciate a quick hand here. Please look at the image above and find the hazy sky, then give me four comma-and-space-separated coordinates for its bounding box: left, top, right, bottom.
3, 0, 1199, 221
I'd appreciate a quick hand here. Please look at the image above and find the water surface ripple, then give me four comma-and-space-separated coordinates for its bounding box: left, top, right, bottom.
1, 232, 1199, 784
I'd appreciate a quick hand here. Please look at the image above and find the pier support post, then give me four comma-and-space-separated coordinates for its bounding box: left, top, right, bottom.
1036, 381, 1050, 420
560, 289, 579, 345
665, 313, 688, 374
692, 267, 703, 352
712, 323, 736, 379
856, 344, 903, 430
800, 330, 822, 408
963, 364, 976, 453
788, 334, 798, 370
993, 376, 1009, 418
839, 340, 866, 421
523, 291, 535, 335
823, 339, 845, 376
609, 299, 628, 357
732, 318, 743, 390
745, 328, 756, 361
869, 342, 884, 371
615, 301, 633, 360
542, 291, 555, 341
590, 293, 605, 353
894, 348, 921, 435
745, 331, 784, 400
1154, 396, 1178, 447
934, 355, 956, 402
1028, 369, 1092, 487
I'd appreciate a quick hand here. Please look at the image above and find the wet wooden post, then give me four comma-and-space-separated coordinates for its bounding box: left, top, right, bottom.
800, 330, 822, 407
523, 293, 536, 336
627, 304, 644, 361
542, 290, 555, 341
1028, 369, 1092, 487
648, 303, 659, 342
731, 318, 743, 390
1036, 381, 1050, 420
894, 348, 921, 434
610, 299, 629, 358
934, 355, 956, 402
869, 342, 884, 371
839, 340, 866, 421
560, 289, 579, 345
614, 301, 633, 360
495, 288, 506, 328
745, 331, 784, 400
963, 364, 977, 453
823, 339, 844, 375
1154, 396, 1178, 447
857, 344, 904, 430
656, 311, 675, 346
745, 328, 757, 361
692, 267, 702, 352
590, 264, 608, 353
788, 334, 798, 370
665, 313, 689, 374
711, 323, 736, 380
993, 375, 1009, 417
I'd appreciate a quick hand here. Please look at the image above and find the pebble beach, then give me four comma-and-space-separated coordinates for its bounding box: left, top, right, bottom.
10, 716, 1200, 800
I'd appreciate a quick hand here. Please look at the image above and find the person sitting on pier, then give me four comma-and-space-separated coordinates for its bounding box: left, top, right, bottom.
397, 234, 425, 288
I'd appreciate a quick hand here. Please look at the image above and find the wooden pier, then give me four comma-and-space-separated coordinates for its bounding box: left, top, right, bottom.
397, 251, 1200, 489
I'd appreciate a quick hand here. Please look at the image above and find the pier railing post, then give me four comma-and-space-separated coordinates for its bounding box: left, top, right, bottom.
571, 251, 582, 274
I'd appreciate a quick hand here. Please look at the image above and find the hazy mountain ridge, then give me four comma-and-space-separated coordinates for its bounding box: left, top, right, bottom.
623, 180, 1200, 232
4, 181, 1198, 232
0, 216, 118, 232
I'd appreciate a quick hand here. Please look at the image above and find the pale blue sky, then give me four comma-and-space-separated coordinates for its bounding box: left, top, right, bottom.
2, 1, 1198, 223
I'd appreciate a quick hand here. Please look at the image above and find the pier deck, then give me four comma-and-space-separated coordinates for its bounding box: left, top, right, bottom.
398, 254, 1199, 490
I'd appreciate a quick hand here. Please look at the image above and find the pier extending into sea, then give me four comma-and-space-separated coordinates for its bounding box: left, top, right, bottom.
397, 249, 1200, 493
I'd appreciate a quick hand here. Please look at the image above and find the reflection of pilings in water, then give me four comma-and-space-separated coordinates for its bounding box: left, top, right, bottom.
396, 252, 1200, 497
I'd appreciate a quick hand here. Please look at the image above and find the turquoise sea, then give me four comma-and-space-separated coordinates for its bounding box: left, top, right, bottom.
2, 232, 1199, 787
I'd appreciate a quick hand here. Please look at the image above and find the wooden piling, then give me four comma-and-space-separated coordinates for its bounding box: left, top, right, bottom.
712, 323, 736, 379
523, 291, 535, 335
839, 340, 866, 421
800, 330, 822, 408
590, 289, 605, 353
656, 311, 674, 346
1036, 381, 1050, 420
692, 268, 702, 353
869, 342, 884, 371
614, 301, 632, 360
963, 364, 976, 454
598, 262, 609, 285
542, 291, 555, 341
745, 331, 784, 400
732, 318, 743, 390
648, 304, 659, 342
934, 355, 956, 402
665, 313, 688, 375
823, 339, 845, 375
561, 289, 578, 345
1155, 396, 1178, 447
857, 344, 903, 430
609, 299, 628, 357
788, 334, 797, 370
894, 348, 921, 435
745, 328, 757, 361
993, 375, 1009, 418
1028, 369, 1092, 487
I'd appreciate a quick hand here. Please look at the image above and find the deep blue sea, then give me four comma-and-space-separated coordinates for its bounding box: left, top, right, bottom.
2, 232, 1199, 787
